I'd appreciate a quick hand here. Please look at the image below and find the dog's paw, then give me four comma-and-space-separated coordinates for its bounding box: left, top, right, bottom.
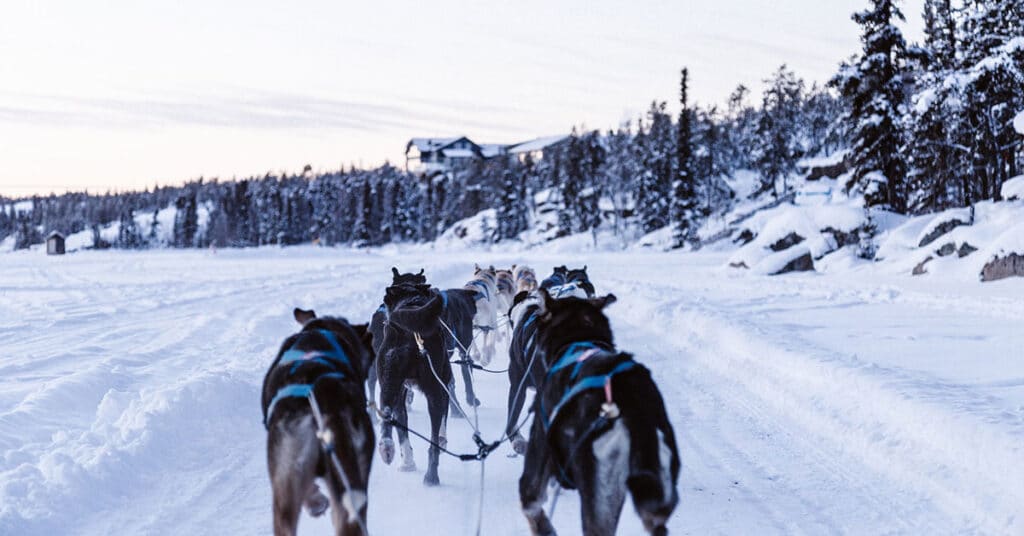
423, 472, 440, 486
399, 460, 417, 472
379, 438, 395, 465
304, 490, 329, 517
513, 437, 528, 456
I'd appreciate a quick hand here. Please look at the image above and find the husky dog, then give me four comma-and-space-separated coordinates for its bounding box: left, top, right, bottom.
518, 290, 680, 536
494, 268, 516, 342
465, 264, 499, 366
505, 281, 591, 455
262, 309, 375, 536
539, 265, 596, 298
512, 264, 538, 294
375, 283, 451, 486
368, 268, 428, 416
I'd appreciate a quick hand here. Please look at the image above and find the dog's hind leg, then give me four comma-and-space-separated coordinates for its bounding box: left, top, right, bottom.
423, 385, 448, 486
393, 396, 417, 472
519, 419, 556, 536
366, 364, 378, 427
268, 416, 319, 536
579, 420, 630, 536
506, 360, 529, 455
460, 357, 480, 408
304, 481, 329, 517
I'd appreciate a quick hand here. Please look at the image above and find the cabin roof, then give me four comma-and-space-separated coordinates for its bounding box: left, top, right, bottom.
47, 231, 65, 240
506, 135, 569, 154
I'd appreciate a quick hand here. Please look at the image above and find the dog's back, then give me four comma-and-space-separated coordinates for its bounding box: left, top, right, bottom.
262, 313, 375, 536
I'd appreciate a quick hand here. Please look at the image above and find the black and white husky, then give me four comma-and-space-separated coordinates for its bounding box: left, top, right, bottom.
505, 280, 591, 454
261, 308, 375, 536
518, 290, 680, 536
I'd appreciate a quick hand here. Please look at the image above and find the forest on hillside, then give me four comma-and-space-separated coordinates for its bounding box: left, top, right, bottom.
2, 0, 1021, 252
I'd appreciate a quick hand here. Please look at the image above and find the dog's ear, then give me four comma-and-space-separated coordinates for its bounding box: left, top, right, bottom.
294, 307, 316, 325
511, 263, 517, 271
392, 267, 400, 278
582, 265, 588, 272
590, 293, 616, 310
558, 265, 567, 272
418, 268, 424, 275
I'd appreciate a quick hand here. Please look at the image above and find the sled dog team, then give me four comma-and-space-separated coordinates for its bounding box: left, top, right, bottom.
261, 264, 680, 536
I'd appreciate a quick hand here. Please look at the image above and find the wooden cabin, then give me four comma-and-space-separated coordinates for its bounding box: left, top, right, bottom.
46, 231, 65, 255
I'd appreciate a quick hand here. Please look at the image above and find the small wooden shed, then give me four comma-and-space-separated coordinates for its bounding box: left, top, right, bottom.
46, 231, 66, 255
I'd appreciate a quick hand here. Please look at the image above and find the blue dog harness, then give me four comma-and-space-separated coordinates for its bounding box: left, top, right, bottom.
264, 329, 354, 429
540, 341, 636, 432
467, 280, 490, 301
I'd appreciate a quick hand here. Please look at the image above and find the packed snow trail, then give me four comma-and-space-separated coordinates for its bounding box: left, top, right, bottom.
0, 247, 1021, 535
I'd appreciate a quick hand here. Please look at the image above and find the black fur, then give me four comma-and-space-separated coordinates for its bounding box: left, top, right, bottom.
518, 291, 680, 536
539, 265, 595, 298
539, 266, 569, 291
261, 310, 375, 536
505, 295, 545, 453
435, 287, 480, 408
367, 268, 429, 412
375, 283, 451, 486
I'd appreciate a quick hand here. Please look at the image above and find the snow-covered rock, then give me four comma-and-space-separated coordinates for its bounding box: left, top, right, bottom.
1014, 110, 1024, 135
1001, 175, 1024, 201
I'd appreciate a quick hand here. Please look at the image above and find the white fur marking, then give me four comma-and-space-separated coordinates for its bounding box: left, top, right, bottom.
592, 419, 630, 504
342, 489, 367, 523
657, 429, 673, 494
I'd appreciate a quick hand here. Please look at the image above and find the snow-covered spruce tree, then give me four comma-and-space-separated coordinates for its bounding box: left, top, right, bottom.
497, 167, 529, 241
693, 106, 735, 215
172, 190, 199, 248
831, 0, 909, 212
671, 68, 699, 249
117, 208, 144, 249
578, 130, 605, 237
721, 84, 758, 173
637, 102, 675, 233
957, 0, 1024, 201
754, 65, 805, 198
351, 179, 372, 247
557, 129, 584, 237
599, 124, 639, 243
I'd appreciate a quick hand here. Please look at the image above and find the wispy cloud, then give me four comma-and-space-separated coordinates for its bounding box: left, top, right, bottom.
0, 89, 536, 137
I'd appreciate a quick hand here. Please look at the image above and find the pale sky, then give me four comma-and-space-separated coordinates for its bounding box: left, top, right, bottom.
0, 0, 923, 197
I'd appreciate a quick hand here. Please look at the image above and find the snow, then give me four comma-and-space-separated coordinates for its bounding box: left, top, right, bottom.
1002, 175, 1024, 200
506, 135, 569, 154
440, 148, 477, 158
1014, 111, 1024, 136
0, 246, 1021, 535
728, 201, 864, 271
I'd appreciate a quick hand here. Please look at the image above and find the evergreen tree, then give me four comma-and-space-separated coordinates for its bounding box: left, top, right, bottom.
352, 179, 372, 246
755, 65, 805, 198
832, 0, 909, 211
117, 208, 144, 249
671, 68, 699, 248
637, 102, 675, 233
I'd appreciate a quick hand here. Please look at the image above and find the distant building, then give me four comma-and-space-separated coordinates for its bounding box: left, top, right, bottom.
405, 137, 484, 174
506, 135, 570, 165
404, 134, 568, 175
46, 231, 65, 255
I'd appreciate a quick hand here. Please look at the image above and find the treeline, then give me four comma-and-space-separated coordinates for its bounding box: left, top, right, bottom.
2, 0, 1021, 251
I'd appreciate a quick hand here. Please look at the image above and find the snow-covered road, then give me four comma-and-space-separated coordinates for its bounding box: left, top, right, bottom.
1, 247, 1021, 535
